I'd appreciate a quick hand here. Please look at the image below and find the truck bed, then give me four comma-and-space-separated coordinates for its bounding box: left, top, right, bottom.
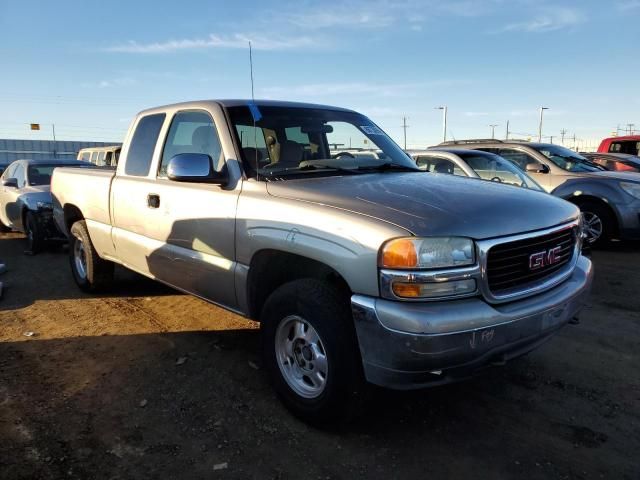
51, 166, 116, 234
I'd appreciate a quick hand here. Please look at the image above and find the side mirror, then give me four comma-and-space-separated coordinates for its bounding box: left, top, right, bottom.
2, 178, 18, 188
167, 153, 228, 185
526, 163, 549, 174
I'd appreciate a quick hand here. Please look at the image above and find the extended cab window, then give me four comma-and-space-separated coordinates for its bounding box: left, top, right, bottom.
125, 113, 166, 176
159, 111, 223, 177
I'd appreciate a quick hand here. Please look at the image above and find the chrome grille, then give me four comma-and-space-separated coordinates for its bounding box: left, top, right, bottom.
486, 227, 577, 295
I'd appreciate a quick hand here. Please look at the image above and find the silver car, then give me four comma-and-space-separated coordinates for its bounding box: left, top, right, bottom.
0, 158, 92, 252
407, 148, 545, 191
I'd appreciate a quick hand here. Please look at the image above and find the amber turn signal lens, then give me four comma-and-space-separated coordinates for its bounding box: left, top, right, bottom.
392, 283, 422, 297
380, 239, 418, 268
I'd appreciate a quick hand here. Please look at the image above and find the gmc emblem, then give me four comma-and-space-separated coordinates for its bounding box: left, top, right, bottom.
529, 246, 562, 270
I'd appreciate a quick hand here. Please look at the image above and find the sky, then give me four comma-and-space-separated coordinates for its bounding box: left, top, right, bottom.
0, 0, 638, 150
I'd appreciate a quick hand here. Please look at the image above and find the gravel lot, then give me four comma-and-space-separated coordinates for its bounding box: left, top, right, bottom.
0, 231, 638, 479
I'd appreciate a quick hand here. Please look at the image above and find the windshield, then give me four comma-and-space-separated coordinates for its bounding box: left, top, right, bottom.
459, 153, 544, 191
27, 163, 85, 186
227, 105, 417, 179
531, 145, 601, 172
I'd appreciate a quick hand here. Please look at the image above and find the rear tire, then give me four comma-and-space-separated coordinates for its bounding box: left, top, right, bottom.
578, 201, 614, 247
261, 278, 364, 425
69, 220, 114, 292
24, 211, 45, 254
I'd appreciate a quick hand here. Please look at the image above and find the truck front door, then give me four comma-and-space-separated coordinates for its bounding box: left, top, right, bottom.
143, 109, 240, 310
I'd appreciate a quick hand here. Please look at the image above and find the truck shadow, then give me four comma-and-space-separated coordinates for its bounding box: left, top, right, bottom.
0, 235, 177, 311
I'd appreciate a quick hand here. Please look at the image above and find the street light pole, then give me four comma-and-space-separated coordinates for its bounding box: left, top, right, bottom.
538, 107, 549, 142
489, 124, 498, 139
435, 106, 447, 143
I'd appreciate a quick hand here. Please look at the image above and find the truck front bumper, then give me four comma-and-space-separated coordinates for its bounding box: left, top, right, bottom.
351, 255, 593, 390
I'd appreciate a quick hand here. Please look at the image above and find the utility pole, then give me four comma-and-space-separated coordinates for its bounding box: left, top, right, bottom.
538, 106, 549, 142
402, 116, 409, 150
505, 120, 510, 140
560, 129, 567, 145
489, 124, 499, 139
548, 135, 555, 144
572, 133, 577, 150
627, 123, 635, 135
435, 106, 447, 143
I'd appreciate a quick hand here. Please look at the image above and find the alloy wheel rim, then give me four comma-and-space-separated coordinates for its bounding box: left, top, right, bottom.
274, 315, 328, 399
73, 236, 88, 279
582, 212, 603, 243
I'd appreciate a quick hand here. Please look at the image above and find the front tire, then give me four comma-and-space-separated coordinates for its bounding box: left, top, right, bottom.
261, 279, 364, 425
579, 201, 614, 247
69, 220, 114, 292
24, 211, 45, 254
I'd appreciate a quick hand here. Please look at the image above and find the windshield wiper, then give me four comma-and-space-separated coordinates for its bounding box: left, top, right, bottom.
354, 162, 419, 172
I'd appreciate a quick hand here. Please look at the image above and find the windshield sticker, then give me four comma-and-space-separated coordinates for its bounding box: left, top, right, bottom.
360, 125, 384, 135
247, 102, 262, 122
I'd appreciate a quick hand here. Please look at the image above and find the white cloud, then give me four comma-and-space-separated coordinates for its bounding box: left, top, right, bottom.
105, 33, 317, 53
286, 9, 393, 29
81, 77, 136, 88
493, 7, 585, 33
259, 80, 470, 99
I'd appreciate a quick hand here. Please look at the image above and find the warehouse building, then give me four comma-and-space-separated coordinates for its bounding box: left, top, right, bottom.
0, 138, 121, 165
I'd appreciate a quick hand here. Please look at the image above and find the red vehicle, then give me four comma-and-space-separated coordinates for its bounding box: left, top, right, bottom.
598, 135, 640, 155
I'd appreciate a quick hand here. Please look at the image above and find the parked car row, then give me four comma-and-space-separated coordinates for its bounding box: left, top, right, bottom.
402, 140, 640, 247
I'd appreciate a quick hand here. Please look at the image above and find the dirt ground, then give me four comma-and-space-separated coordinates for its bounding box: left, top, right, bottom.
0, 231, 638, 479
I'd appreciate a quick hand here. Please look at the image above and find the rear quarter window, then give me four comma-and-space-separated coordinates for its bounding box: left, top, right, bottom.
125, 113, 166, 176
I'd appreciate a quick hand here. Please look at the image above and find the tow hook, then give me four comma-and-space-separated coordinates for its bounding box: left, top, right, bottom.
569, 316, 580, 325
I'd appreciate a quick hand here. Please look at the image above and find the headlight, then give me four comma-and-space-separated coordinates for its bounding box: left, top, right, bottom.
380, 237, 475, 269
36, 201, 53, 210
620, 182, 640, 200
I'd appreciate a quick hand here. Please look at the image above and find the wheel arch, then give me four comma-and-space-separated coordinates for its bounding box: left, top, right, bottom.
565, 194, 619, 237
246, 249, 352, 321
62, 204, 85, 234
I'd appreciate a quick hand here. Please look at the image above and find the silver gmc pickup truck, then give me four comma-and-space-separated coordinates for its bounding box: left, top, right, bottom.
52, 100, 593, 422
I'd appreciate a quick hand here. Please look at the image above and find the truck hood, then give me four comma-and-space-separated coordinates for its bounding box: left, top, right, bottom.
266, 173, 579, 239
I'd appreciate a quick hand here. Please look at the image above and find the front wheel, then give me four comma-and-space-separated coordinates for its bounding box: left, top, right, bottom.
69, 220, 114, 292
261, 279, 364, 425
24, 211, 45, 254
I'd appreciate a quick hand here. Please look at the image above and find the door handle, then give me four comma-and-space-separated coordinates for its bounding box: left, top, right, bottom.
147, 193, 160, 209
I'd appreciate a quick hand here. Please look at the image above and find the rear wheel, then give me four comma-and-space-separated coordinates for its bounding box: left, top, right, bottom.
261, 279, 364, 425
578, 201, 614, 247
69, 220, 114, 292
24, 211, 45, 254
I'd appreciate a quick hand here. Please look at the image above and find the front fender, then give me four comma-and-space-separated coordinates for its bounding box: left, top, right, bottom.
234, 186, 411, 298
552, 178, 628, 206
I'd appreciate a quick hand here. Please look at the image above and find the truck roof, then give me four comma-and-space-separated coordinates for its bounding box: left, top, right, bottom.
137, 99, 357, 116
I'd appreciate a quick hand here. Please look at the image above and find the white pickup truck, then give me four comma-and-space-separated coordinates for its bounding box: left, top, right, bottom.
52, 100, 593, 422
